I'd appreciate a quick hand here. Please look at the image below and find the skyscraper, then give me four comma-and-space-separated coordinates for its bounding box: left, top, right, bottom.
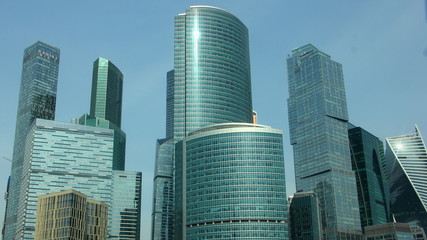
175, 123, 288, 239
77, 57, 126, 170
287, 44, 362, 239
152, 6, 253, 239
90, 57, 123, 128
385, 126, 427, 232
289, 192, 321, 240
348, 124, 390, 229
4, 41, 60, 239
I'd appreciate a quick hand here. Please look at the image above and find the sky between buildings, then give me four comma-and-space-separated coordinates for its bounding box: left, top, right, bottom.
0, 1, 426, 239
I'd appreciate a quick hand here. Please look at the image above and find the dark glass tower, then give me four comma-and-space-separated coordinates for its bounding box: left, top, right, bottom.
152, 6, 253, 239
287, 44, 362, 239
4, 41, 60, 239
77, 57, 126, 170
348, 124, 391, 230
386, 126, 427, 232
289, 192, 321, 240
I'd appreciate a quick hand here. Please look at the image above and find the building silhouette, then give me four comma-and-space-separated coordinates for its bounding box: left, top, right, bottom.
386, 126, 427, 232
348, 124, 391, 230
175, 123, 288, 239
287, 44, 362, 239
4, 41, 60, 239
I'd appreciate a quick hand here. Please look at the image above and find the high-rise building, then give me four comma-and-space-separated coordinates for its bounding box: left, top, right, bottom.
90, 57, 123, 128
34, 190, 109, 240
385, 126, 427, 232
175, 123, 288, 239
4, 41, 60, 239
152, 6, 254, 239
16, 119, 114, 239
110, 170, 142, 239
287, 44, 362, 239
289, 192, 321, 240
76, 57, 126, 170
348, 124, 391, 229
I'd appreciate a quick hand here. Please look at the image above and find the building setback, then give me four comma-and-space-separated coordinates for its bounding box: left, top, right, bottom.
287, 44, 362, 239
4, 41, 60, 239
175, 123, 288, 239
152, 6, 254, 239
386, 126, 427, 233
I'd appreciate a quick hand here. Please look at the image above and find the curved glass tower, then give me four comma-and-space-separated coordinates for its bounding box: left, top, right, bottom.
386, 125, 427, 232
173, 5, 253, 139
152, 6, 254, 239
175, 123, 288, 239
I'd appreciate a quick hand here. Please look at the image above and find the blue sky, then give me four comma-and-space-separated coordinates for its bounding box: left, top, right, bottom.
0, 1, 426, 239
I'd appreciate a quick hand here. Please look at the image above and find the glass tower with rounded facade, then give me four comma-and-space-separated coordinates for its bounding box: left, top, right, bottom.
173, 5, 253, 139
175, 123, 288, 240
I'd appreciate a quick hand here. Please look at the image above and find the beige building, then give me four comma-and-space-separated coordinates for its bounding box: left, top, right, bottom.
34, 190, 108, 240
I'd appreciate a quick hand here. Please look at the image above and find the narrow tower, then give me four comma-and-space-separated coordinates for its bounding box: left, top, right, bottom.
4, 41, 60, 239
287, 44, 362, 239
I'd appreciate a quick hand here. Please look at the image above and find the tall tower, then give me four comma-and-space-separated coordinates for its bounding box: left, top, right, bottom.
152, 6, 254, 239
348, 124, 391, 229
77, 57, 126, 170
287, 44, 362, 239
4, 41, 60, 239
386, 126, 427, 232
90, 57, 123, 128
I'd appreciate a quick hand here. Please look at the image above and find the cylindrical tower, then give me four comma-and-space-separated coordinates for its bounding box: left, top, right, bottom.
173, 6, 253, 139
175, 123, 288, 239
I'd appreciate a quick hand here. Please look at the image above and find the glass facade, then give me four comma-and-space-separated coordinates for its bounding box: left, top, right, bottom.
364, 222, 414, 240
287, 44, 362, 239
90, 57, 123, 128
152, 6, 254, 239
17, 119, 114, 239
348, 124, 390, 229
110, 171, 142, 239
5, 41, 60, 239
76, 114, 126, 170
175, 123, 288, 240
386, 126, 427, 232
289, 192, 321, 240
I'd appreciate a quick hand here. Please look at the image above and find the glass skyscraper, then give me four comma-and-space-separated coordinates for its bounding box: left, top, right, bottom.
289, 192, 321, 240
152, 6, 254, 239
348, 124, 390, 229
17, 119, 114, 239
287, 44, 362, 239
385, 126, 427, 232
175, 123, 288, 239
110, 170, 142, 239
4, 41, 60, 239
76, 57, 125, 170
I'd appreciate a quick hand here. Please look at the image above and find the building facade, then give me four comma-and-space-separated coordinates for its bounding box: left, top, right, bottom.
110, 170, 142, 239
152, 6, 254, 239
4, 41, 60, 239
90, 57, 124, 128
386, 126, 427, 232
34, 190, 109, 240
364, 222, 414, 240
287, 44, 362, 239
17, 119, 114, 239
175, 123, 288, 240
348, 124, 390, 229
289, 192, 321, 240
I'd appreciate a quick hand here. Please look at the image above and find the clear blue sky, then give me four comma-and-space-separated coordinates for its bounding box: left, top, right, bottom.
0, 1, 426, 239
